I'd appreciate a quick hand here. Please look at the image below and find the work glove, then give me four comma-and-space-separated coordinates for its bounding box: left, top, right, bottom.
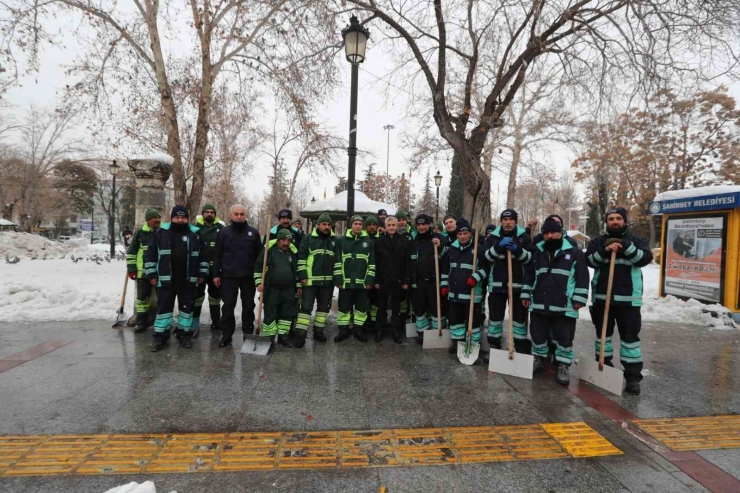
495, 237, 514, 253
466, 276, 477, 288
605, 238, 624, 247
127, 272, 136, 280
440, 287, 449, 298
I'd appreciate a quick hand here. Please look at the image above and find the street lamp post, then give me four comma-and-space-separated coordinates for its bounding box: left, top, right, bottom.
383, 124, 394, 175
109, 160, 120, 258
341, 15, 370, 223
434, 170, 443, 221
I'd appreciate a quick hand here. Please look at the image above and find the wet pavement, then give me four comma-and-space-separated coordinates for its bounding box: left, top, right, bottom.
0, 317, 738, 492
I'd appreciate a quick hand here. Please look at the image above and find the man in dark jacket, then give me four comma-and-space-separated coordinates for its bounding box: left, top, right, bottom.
192, 203, 225, 334
529, 214, 578, 247
267, 209, 303, 247
213, 204, 263, 347
296, 213, 336, 346
483, 209, 533, 356
441, 219, 490, 354
255, 229, 300, 348
127, 209, 161, 333
145, 206, 207, 352
586, 207, 653, 395
333, 215, 376, 343
408, 214, 445, 342
374, 215, 410, 343
523, 219, 589, 384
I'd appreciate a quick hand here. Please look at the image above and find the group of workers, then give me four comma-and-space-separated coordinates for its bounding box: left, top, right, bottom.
126, 202, 652, 395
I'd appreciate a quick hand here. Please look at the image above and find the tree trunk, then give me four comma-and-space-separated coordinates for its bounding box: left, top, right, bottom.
187, 71, 214, 214
507, 138, 522, 208
458, 146, 491, 228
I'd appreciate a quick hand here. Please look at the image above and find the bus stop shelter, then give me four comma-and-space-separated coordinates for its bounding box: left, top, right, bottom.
649, 185, 740, 321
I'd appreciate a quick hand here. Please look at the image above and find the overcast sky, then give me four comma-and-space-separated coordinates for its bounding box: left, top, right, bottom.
3, 7, 738, 217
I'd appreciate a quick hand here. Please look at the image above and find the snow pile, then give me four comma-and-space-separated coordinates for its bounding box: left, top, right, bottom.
0, 232, 126, 259
139, 152, 175, 165
653, 185, 740, 202
103, 481, 176, 493
0, 258, 122, 322
0, 232, 70, 258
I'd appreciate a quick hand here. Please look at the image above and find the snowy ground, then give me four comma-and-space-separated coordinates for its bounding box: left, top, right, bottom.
0, 232, 734, 328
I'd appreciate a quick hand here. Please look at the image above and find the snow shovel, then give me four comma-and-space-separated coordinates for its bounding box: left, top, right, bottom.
458, 228, 481, 365
577, 249, 623, 396
424, 242, 452, 348
241, 223, 273, 356
488, 251, 534, 379
112, 272, 130, 328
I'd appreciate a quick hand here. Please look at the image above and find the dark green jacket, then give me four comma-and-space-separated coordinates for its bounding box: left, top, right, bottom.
254, 245, 299, 290
126, 224, 157, 277
333, 230, 376, 289
297, 229, 336, 286
195, 216, 225, 272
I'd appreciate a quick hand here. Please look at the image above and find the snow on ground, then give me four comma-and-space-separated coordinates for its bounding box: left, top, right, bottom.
103, 481, 175, 493
0, 234, 734, 328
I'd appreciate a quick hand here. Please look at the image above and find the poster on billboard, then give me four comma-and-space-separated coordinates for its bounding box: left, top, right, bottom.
663, 215, 726, 303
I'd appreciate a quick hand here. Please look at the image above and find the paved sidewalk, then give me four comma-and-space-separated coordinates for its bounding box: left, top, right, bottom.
0, 318, 738, 492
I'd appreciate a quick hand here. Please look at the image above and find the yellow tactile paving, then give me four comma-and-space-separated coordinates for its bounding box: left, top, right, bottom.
0, 422, 621, 477
632, 415, 740, 451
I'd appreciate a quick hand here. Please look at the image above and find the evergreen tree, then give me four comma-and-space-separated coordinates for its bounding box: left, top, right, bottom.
447, 152, 463, 218
363, 163, 378, 200
415, 170, 436, 217
586, 201, 601, 238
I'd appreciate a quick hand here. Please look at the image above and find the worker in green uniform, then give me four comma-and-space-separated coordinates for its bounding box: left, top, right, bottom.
365, 215, 381, 333
334, 215, 376, 343
296, 213, 336, 346
192, 203, 225, 335
255, 229, 301, 348
126, 208, 161, 333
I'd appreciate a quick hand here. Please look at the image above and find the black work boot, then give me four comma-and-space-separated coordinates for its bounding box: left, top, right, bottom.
448, 343, 458, 354
353, 327, 368, 342
278, 334, 293, 347
334, 328, 350, 342
210, 306, 221, 330
217, 336, 232, 347
533, 356, 545, 373
488, 337, 502, 350
416, 334, 423, 344
293, 331, 307, 349
134, 314, 148, 334
151, 333, 169, 352
313, 329, 327, 343
556, 364, 570, 385
625, 381, 641, 395
374, 328, 383, 343
392, 327, 403, 344
179, 332, 193, 348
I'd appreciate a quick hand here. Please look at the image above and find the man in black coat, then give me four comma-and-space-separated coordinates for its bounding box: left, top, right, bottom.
213, 204, 263, 347
374, 216, 411, 343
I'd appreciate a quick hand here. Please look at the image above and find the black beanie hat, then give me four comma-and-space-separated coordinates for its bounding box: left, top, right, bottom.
456, 219, 471, 232
500, 208, 518, 222
171, 205, 189, 220
377, 209, 387, 216
542, 219, 562, 234
278, 209, 292, 219
605, 207, 628, 223
545, 214, 564, 225
415, 214, 433, 226
485, 224, 496, 235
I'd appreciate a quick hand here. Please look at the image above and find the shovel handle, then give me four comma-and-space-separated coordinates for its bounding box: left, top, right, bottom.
434, 242, 443, 336
599, 250, 618, 370
255, 214, 271, 336
467, 228, 480, 339
507, 251, 514, 360
119, 271, 129, 312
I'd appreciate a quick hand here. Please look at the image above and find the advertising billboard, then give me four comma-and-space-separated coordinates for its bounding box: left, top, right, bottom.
662, 215, 726, 303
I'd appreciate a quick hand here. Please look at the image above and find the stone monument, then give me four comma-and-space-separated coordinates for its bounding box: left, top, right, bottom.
127, 156, 173, 227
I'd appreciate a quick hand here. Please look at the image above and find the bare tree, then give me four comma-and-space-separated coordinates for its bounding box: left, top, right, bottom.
8, 0, 341, 212
345, 0, 740, 226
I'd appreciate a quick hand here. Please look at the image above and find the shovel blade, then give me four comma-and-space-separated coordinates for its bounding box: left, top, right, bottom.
457, 341, 480, 366
112, 309, 128, 328
487, 349, 534, 380
240, 335, 272, 356
576, 357, 624, 396
406, 322, 418, 339
422, 329, 452, 349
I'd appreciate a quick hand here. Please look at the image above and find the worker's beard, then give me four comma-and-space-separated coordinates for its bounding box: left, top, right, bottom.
607, 224, 628, 237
